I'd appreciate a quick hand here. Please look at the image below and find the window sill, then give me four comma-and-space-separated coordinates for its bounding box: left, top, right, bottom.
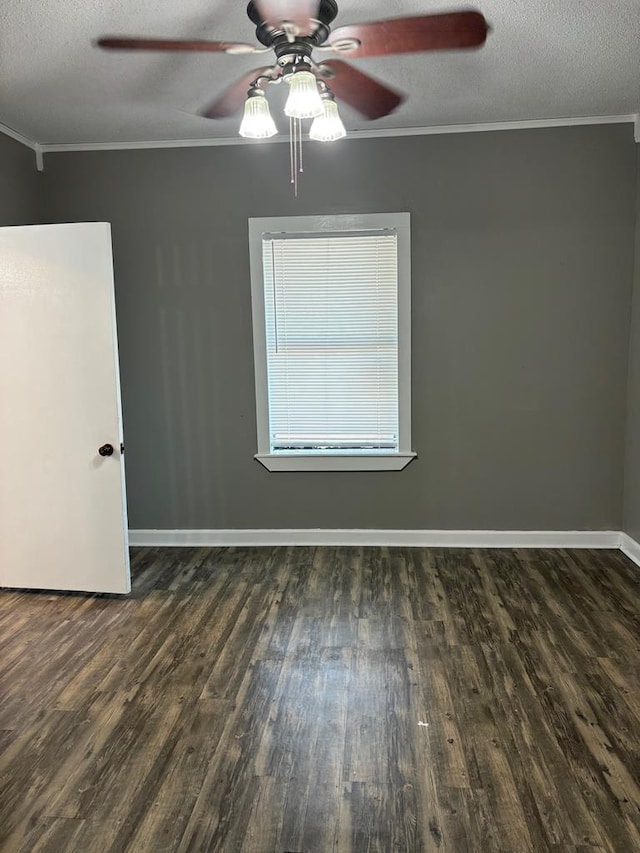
254, 452, 417, 472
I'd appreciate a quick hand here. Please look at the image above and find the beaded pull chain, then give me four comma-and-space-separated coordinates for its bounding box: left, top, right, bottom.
289, 117, 304, 197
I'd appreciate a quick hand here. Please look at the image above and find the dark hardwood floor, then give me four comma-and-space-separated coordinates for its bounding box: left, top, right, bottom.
0, 546, 639, 852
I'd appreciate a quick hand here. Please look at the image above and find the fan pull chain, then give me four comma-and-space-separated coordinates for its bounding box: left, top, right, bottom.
294, 118, 299, 197
298, 118, 304, 174
293, 117, 298, 197
288, 118, 304, 197
289, 116, 294, 187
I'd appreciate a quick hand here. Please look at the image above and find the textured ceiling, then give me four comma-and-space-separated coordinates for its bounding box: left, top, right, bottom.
1, 0, 640, 145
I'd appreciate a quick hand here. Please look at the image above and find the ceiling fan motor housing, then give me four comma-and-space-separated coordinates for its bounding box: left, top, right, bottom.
247, 0, 338, 58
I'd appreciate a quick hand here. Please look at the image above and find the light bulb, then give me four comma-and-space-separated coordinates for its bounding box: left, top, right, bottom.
239, 90, 277, 139
284, 70, 323, 119
309, 97, 346, 142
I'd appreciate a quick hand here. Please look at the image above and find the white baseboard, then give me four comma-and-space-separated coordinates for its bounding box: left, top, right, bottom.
619, 533, 640, 568
128, 528, 622, 549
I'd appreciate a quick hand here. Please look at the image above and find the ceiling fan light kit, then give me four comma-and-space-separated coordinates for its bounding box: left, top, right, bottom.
284, 68, 324, 119
97, 0, 489, 193
309, 91, 346, 141
239, 88, 278, 138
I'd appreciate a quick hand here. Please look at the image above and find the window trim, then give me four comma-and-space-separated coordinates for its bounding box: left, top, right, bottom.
248, 212, 415, 472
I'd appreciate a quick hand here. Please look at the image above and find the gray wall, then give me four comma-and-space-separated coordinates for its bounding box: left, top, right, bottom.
0, 133, 39, 226
624, 148, 640, 541
39, 124, 636, 531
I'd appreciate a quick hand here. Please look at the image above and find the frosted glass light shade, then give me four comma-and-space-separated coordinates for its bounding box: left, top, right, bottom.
284, 70, 323, 118
309, 98, 347, 141
239, 91, 278, 139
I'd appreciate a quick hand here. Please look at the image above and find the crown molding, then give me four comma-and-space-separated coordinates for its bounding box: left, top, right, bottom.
0, 121, 44, 171
340, 113, 637, 141
38, 113, 638, 156
0, 121, 38, 151
3, 112, 636, 167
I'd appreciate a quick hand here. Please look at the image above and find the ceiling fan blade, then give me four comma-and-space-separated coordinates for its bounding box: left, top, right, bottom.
254, 0, 320, 37
319, 60, 404, 120
97, 36, 257, 55
329, 11, 489, 58
200, 67, 275, 119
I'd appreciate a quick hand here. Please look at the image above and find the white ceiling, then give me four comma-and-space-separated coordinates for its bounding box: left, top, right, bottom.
2, 0, 640, 145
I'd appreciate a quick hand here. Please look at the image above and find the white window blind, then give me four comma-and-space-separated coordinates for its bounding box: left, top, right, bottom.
262, 229, 399, 453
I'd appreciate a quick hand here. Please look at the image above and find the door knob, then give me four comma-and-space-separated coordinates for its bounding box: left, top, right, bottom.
98, 443, 114, 457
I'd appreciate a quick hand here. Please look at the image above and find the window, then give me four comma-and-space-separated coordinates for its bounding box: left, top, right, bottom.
249, 213, 415, 471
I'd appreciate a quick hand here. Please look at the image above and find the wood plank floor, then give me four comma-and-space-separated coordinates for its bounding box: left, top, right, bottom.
0, 546, 639, 852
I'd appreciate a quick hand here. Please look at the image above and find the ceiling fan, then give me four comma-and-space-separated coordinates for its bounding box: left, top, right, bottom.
98, 1, 489, 123
97, 1, 489, 190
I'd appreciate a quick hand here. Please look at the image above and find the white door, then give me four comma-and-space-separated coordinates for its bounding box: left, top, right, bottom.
0, 222, 130, 594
